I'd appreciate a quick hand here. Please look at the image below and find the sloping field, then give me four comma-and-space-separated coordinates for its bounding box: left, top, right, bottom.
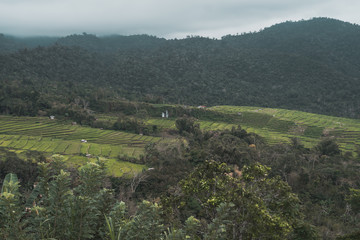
146, 118, 176, 130
209, 106, 360, 151
1, 104, 359, 169
147, 117, 297, 146
147, 105, 360, 152
0, 115, 163, 162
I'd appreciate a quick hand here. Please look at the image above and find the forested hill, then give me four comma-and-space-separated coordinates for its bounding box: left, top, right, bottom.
1, 17, 360, 118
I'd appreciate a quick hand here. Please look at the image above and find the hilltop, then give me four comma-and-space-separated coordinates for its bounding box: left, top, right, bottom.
1, 17, 360, 119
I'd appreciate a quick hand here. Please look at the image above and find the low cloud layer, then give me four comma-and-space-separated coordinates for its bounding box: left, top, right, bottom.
1, 0, 359, 38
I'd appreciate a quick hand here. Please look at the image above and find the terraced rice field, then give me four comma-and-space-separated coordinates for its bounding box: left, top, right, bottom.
53, 155, 144, 177
146, 106, 360, 152
146, 118, 176, 130
209, 106, 360, 151
0, 116, 165, 176
2, 104, 360, 172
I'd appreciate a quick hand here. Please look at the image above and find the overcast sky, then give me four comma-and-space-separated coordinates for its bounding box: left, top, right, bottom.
0, 0, 359, 39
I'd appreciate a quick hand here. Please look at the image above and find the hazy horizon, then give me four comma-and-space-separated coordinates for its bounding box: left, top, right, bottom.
1, 0, 359, 39
1, 17, 359, 41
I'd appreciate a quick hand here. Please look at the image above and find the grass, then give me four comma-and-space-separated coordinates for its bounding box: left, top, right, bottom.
105, 158, 145, 177
0, 116, 155, 176
146, 106, 360, 152
0, 116, 160, 157
209, 106, 360, 152
60, 155, 146, 177
146, 118, 176, 130
1, 104, 360, 174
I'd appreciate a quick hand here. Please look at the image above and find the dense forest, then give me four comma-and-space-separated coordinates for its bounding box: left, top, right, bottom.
1, 17, 360, 118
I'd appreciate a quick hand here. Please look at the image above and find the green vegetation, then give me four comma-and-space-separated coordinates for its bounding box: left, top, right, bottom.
0, 154, 318, 239
142, 105, 360, 154
1, 18, 360, 119
0, 116, 160, 176
1, 102, 360, 169
1, 17, 360, 239
0, 115, 162, 157
209, 106, 360, 152
0, 112, 359, 239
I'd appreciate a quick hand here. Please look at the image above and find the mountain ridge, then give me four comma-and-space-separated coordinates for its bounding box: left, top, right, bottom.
0, 17, 359, 118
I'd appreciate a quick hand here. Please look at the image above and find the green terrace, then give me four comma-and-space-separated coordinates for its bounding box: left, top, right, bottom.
0, 115, 166, 176
1, 103, 360, 172
145, 105, 360, 151
209, 106, 360, 151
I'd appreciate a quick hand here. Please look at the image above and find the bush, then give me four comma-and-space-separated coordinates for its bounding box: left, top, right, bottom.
316, 138, 341, 156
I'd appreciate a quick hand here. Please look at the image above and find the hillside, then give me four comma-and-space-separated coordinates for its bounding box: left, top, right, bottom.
0, 115, 153, 177
1, 105, 360, 239
1, 17, 360, 119
1, 104, 360, 161
145, 105, 360, 152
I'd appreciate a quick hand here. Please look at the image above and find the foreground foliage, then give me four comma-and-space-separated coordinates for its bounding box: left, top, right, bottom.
0, 158, 315, 239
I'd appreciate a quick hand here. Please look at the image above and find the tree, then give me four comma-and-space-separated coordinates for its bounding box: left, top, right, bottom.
121, 200, 164, 239
315, 137, 340, 156
175, 115, 200, 135
346, 188, 360, 214
163, 160, 318, 239
0, 173, 26, 239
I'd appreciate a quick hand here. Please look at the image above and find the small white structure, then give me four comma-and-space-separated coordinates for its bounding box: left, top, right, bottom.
161, 110, 169, 118
197, 105, 206, 109
162, 110, 169, 118
49, 115, 55, 120
81, 139, 87, 143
